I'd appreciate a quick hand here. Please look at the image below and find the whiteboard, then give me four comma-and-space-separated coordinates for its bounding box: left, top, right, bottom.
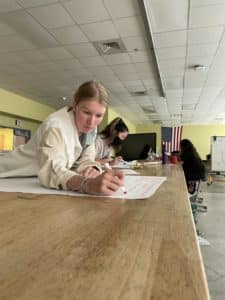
211, 136, 225, 172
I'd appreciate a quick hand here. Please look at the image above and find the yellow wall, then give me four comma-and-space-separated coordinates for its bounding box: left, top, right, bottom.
182, 125, 225, 160
0, 113, 41, 133
136, 124, 161, 153
0, 89, 54, 122
98, 108, 108, 132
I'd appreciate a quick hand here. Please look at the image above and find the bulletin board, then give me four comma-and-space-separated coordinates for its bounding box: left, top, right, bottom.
211, 136, 225, 172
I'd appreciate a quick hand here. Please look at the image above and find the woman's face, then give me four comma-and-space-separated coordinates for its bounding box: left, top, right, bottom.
73, 98, 106, 133
118, 131, 128, 140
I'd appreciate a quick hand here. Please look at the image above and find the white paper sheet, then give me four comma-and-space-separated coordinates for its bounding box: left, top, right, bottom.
113, 160, 137, 169
144, 161, 162, 165
122, 169, 139, 175
0, 176, 166, 200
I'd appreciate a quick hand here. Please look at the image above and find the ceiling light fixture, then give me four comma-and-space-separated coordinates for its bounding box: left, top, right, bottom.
138, 0, 166, 98
193, 65, 206, 71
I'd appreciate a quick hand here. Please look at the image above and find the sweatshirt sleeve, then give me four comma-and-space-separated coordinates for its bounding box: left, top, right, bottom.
72, 142, 102, 173
94, 135, 114, 159
37, 127, 76, 190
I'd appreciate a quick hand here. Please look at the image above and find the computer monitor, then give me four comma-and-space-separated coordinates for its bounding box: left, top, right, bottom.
118, 133, 156, 161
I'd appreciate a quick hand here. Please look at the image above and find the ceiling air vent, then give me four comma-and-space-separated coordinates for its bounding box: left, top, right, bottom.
93, 39, 127, 55
130, 91, 148, 96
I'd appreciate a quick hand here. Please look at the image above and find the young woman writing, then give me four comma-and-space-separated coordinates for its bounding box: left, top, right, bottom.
0, 81, 124, 196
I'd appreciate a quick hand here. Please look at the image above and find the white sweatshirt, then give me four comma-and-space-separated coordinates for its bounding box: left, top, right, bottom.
0, 107, 100, 190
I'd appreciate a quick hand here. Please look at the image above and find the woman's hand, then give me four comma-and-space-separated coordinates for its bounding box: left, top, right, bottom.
80, 166, 100, 178
110, 156, 123, 165
85, 169, 124, 195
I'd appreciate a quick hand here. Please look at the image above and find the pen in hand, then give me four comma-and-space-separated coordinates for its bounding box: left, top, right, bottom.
104, 163, 127, 194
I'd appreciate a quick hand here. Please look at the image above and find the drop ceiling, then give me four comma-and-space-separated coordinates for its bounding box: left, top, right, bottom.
1, 0, 225, 125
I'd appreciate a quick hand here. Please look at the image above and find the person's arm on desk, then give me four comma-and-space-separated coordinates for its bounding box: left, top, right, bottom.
66, 169, 124, 195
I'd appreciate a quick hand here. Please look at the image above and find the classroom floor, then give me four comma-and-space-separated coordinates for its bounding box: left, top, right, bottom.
198, 180, 225, 300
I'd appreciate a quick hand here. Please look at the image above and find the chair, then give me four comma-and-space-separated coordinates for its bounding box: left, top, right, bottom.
188, 180, 207, 233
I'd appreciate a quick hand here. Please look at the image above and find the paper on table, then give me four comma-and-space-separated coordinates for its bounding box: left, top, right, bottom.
144, 161, 162, 165
113, 160, 137, 169
122, 169, 139, 175
0, 176, 166, 200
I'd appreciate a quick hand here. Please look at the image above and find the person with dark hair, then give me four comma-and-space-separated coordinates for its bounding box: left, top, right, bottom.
0, 80, 124, 196
95, 117, 129, 165
180, 139, 205, 193
139, 144, 151, 160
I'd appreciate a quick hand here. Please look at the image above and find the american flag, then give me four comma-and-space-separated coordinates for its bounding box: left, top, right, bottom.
161, 126, 183, 153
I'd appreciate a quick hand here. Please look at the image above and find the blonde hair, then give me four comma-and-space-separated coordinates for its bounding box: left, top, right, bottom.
74, 80, 108, 106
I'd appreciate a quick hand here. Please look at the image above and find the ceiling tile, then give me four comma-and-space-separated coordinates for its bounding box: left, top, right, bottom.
206, 68, 225, 86
129, 51, 150, 63
134, 62, 153, 73
0, 21, 17, 36
156, 46, 186, 60
188, 43, 218, 57
17, 49, 49, 63
104, 0, 140, 19
184, 69, 208, 88
0, 0, 22, 12
154, 30, 187, 48
81, 21, 119, 41
138, 72, 155, 80
116, 72, 139, 81
190, 4, 225, 27
79, 56, 106, 67
122, 36, 148, 51
54, 58, 83, 70
65, 43, 99, 57
188, 26, 224, 44
191, 0, 225, 7
150, 0, 188, 33
103, 53, 131, 65
50, 25, 88, 44
111, 64, 136, 75
17, 0, 58, 8
164, 76, 184, 89
0, 35, 35, 53
1, 10, 59, 48
160, 59, 185, 77
122, 80, 142, 87
0, 52, 26, 65
63, 0, 110, 24
114, 16, 145, 37
28, 3, 74, 29
142, 79, 159, 89
40, 47, 73, 60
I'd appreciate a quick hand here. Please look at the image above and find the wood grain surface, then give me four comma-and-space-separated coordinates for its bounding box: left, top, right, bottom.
0, 164, 210, 300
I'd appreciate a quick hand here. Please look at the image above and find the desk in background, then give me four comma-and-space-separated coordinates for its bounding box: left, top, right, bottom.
0, 164, 210, 300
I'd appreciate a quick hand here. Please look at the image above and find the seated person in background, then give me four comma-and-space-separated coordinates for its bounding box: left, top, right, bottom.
95, 117, 129, 166
139, 144, 151, 160
0, 80, 124, 196
180, 139, 206, 194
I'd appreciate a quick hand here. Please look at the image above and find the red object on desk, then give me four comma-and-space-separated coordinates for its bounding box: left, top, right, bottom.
170, 155, 178, 164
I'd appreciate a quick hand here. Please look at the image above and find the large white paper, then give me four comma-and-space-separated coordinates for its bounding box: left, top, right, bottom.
122, 169, 139, 175
0, 176, 166, 200
113, 160, 137, 169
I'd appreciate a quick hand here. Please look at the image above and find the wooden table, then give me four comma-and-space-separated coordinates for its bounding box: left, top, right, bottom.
0, 164, 210, 300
